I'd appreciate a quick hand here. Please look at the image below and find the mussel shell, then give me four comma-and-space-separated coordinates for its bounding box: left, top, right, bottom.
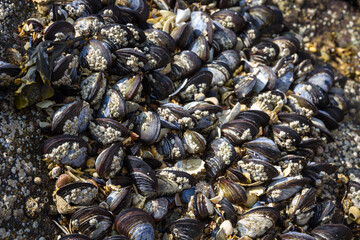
95, 143, 124, 179
236, 110, 270, 128
221, 119, 259, 146
156, 133, 186, 162
266, 176, 309, 202
97, 88, 127, 119
143, 197, 170, 222
272, 125, 301, 150
103, 235, 129, 240
168, 51, 202, 81
237, 206, 279, 239
44, 20, 75, 41
211, 10, 245, 33
106, 186, 132, 214
56, 182, 98, 214
144, 71, 174, 100
189, 192, 214, 220
191, 11, 213, 44
80, 39, 112, 71
182, 130, 207, 155
113, 74, 143, 102
115, 48, 147, 73
143, 46, 171, 71
70, 206, 114, 240
89, 118, 129, 145
178, 71, 212, 101
216, 49, 241, 72
311, 224, 353, 240
80, 72, 106, 107
168, 218, 204, 240
287, 94, 319, 116
171, 22, 194, 49
115, 208, 155, 240
51, 54, 78, 87
238, 158, 279, 181
59, 234, 92, 240
52, 100, 92, 135
272, 35, 300, 57
309, 200, 335, 227
234, 74, 256, 101
125, 156, 158, 199
218, 197, 237, 224
134, 111, 161, 145
188, 35, 210, 63
74, 15, 105, 38
279, 232, 315, 240
201, 61, 231, 87
145, 28, 176, 53
43, 134, 88, 168
218, 178, 247, 205
244, 137, 281, 163
157, 169, 195, 196
205, 138, 237, 179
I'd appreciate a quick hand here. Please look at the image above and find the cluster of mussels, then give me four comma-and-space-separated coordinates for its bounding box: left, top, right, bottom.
1, 0, 356, 239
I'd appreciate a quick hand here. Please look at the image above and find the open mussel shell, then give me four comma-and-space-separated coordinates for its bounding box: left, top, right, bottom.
279, 232, 315, 240
89, 118, 129, 145
266, 176, 310, 202
238, 158, 279, 182
143, 197, 170, 222
237, 206, 279, 239
106, 186, 132, 214
182, 130, 206, 155
95, 143, 124, 179
157, 169, 195, 196
145, 28, 176, 53
134, 111, 161, 145
218, 178, 247, 205
178, 71, 212, 101
125, 156, 158, 199
156, 133, 185, 162
70, 206, 114, 240
144, 71, 174, 100
115, 208, 155, 240
44, 20, 75, 41
205, 138, 237, 179
52, 100, 92, 135
97, 88, 127, 119
80, 72, 106, 107
59, 234, 92, 240
80, 39, 112, 71
51, 54, 78, 87
211, 9, 245, 33
56, 182, 98, 214
188, 192, 214, 220
311, 224, 353, 240
168, 218, 204, 240
244, 137, 281, 163
43, 134, 88, 168
174, 158, 206, 176
221, 119, 259, 146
